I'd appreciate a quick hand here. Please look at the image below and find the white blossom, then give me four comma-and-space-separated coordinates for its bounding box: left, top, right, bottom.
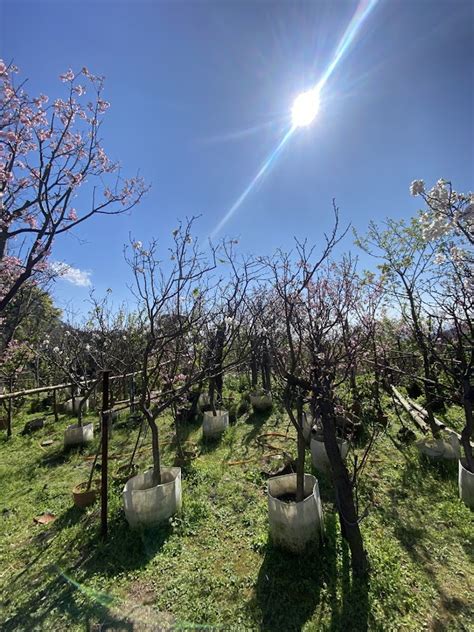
410, 180, 425, 196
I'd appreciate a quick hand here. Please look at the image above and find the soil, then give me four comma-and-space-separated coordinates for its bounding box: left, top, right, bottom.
276, 490, 312, 504
75, 480, 100, 493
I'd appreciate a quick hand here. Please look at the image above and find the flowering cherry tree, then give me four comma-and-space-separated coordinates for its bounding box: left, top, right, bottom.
0, 60, 147, 314
411, 179, 474, 472
411, 178, 473, 252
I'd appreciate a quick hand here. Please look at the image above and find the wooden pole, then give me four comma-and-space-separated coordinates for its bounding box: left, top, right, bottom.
53, 389, 59, 423
71, 386, 76, 417
0, 368, 142, 402
7, 377, 13, 438
101, 370, 110, 541
130, 375, 135, 413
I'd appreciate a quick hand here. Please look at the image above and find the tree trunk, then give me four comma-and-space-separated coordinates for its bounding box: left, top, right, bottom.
318, 393, 368, 577
71, 386, 77, 423
209, 379, 216, 415
262, 344, 272, 392
295, 403, 306, 502
145, 410, 162, 486
250, 356, 258, 390
130, 375, 136, 413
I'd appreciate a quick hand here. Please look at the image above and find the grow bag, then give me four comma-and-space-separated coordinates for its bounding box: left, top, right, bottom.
310, 436, 349, 473
198, 393, 210, 410
267, 473, 324, 553
416, 433, 460, 460
250, 392, 273, 412
202, 410, 229, 439
63, 398, 89, 415
122, 467, 182, 527
303, 413, 317, 443
64, 422, 94, 447
458, 460, 474, 510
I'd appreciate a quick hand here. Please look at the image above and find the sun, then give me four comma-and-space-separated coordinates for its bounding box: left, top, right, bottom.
291, 88, 320, 128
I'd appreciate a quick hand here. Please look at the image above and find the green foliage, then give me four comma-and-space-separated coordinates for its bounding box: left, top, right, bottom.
1, 285, 62, 361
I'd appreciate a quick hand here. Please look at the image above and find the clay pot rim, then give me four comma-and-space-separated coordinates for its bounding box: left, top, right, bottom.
72, 479, 101, 495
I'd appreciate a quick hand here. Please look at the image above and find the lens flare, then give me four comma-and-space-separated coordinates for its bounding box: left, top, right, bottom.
210, 0, 380, 237
316, 0, 379, 92
291, 88, 320, 128
210, 127, 295, 239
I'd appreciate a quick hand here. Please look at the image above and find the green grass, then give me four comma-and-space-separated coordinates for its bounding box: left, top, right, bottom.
0, 399, 472, 631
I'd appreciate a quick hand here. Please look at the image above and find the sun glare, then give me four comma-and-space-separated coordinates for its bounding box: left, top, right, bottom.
291, 88, 320, 128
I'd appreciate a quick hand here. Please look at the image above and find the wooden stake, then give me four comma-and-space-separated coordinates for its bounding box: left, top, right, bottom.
101, 370, 110, 541
7, 377, 13, 438
53, 389, 59, 423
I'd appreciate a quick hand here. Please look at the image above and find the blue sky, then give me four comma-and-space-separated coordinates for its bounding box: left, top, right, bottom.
1, 0, 473, 312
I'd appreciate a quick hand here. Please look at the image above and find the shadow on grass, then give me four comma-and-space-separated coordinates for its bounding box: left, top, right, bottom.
242, 409, 274, 446
79, 510, 173, 578
41, 443, 86, 468
3, 571, 108, 632
3, 507, 173, 631
3, 563, 143, 632
199, 433, 226, 455
252, 543, 324, 631
326, 513, 369, 632
315, 470, 337, 505
372, 450, 472, 627
53, 505, 85, 530
401, 452, 458, 495
250, 513, 369, 632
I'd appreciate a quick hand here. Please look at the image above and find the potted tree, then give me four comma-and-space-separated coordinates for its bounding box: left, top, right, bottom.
412, 181, 474, 507
122, 222, 215, 527
264, 210, 375, 576
41, 327, 96, 447
249, 330, 273, 413
201, 243, 257, 440
202, 322, 230, 440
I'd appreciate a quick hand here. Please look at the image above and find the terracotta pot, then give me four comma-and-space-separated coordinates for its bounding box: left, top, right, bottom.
72, 480, 100, 508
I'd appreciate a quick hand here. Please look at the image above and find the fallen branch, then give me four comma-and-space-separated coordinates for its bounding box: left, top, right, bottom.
409, 396, 474, 449
391, 387, 429, 433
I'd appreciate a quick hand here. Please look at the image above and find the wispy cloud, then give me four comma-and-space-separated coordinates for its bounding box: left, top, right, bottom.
51, 261, 92, 287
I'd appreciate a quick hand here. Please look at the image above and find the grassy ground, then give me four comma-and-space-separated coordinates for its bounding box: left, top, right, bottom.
0, 396, 472, 631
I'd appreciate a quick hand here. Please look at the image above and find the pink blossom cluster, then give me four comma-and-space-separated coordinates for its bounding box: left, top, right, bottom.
0, 59, 147, 311
0, 339, 34, 377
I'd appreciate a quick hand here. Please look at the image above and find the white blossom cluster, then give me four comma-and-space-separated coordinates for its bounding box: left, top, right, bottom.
411, 180, 473, 273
